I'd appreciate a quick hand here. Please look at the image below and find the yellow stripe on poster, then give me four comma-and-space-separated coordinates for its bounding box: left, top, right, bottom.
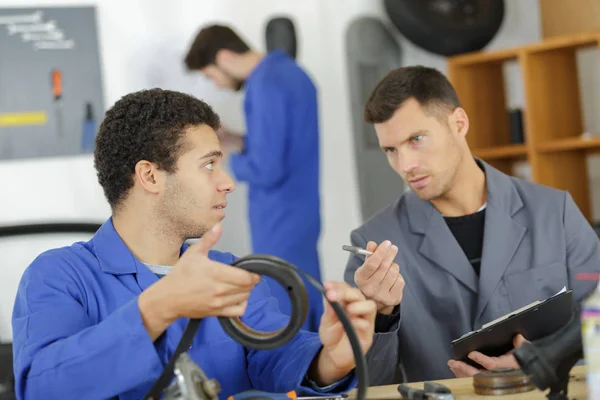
0, 111, 48, 127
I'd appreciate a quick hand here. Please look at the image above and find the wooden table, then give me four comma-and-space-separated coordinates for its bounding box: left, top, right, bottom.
347, 365, 588, 399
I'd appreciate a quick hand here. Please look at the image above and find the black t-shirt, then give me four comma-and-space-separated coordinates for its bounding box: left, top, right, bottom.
444, 207, 486, 276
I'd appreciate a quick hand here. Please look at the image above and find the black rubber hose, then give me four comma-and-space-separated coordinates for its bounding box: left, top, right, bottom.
145, 254, 368, 400
293, 264, 369, 400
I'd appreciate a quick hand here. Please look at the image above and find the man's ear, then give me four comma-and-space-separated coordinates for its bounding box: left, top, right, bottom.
134, 160, 163, 195
215, 49, 235, 66
452, 107, 470, 139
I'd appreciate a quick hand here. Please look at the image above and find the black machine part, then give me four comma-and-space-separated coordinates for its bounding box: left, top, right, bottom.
0, 343, 14, 400
383, 0, 505, 56
513, 311, 584, 400
398, 381, 454, 399
0, 222, 103, 400
0, 222, 101, 238
265, 17, 297, 59
144, 254, 369, 400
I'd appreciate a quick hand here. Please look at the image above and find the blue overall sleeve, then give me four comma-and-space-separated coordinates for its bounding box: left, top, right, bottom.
12, 253, 165, 399
241, 278, 357, 396
229, 80, 287, 188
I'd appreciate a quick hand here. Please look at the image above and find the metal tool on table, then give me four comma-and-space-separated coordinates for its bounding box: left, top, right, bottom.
146, 254, 369, 400
51, 68, 64, 138
398, 381, 454, 400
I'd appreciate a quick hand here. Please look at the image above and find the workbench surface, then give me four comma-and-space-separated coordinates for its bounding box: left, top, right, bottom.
347, 365, 587, 399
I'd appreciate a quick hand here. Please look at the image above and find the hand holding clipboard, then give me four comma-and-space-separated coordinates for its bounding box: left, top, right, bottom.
449, 288, 573, 374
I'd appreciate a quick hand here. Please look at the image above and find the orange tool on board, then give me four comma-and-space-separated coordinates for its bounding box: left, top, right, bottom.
51, 68, 65, 137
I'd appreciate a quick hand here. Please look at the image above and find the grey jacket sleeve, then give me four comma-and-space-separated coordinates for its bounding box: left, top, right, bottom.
563, 192, 600, 303
344, 229, 403, 386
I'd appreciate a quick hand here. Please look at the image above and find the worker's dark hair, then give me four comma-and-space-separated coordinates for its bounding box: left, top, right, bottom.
184, 25, 251, 70
94, 88, 221, 210
364, 65, 460, 124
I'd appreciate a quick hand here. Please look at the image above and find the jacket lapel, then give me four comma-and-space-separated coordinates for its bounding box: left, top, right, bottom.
407, 193, 478, 293
405, 159, 527, 321
475, 161, 526, 323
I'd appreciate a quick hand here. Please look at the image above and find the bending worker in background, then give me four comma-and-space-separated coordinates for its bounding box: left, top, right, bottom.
343, 65, 600, 385
11, 89, 376, 399
184, 24, 323, 331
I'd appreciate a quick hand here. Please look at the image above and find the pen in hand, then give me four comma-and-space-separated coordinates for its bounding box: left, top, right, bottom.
342, 245, 373, 256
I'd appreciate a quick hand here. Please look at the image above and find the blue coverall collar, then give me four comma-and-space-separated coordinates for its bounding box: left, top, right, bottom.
248, 50, 287, 82
92, 217, 190, 277
93, 217, 143, 275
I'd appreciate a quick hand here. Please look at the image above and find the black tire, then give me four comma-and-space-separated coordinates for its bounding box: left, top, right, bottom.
383, 0, 505, 56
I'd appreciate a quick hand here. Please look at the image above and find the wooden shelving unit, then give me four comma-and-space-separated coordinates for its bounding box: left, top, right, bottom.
472, 144, 528, 160
537, 136, 600, 153
447, 31, 600, 221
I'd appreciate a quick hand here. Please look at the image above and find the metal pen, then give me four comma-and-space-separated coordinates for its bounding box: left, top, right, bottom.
342, 245, 373, 256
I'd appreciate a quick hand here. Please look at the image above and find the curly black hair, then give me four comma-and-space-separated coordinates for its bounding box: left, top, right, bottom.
94, 88, 221, 210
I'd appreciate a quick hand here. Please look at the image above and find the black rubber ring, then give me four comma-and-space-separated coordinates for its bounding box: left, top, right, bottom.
218, 254, 308, 350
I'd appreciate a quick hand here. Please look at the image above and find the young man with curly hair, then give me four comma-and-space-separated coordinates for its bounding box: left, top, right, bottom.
11, 89, 376, 399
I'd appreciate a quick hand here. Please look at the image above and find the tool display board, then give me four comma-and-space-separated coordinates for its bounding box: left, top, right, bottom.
0, 6, 104, 160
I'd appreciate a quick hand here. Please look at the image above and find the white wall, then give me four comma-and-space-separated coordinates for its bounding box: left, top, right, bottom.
0, 0, 543, 341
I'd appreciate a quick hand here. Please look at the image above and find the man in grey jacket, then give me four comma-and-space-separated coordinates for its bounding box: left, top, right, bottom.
347, 65, 600, 384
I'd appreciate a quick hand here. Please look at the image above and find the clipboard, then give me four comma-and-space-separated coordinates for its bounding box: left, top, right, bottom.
451, 288, 573, 367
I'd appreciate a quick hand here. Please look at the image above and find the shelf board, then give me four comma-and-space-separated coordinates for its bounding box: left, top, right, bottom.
447, 31, 600, 67
526, 31, 600, 54
448, 48, 520, 66
536, 136, 600, 153
472, 144, 528, 160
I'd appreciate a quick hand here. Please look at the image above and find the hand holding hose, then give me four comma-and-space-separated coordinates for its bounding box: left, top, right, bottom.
143, 223, 373, 400
309, 282, 377, 386
138, 223, 260, 341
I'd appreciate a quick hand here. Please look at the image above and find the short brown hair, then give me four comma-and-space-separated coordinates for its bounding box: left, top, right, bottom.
364, 66, 460, 124
184, 25, 251, 70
